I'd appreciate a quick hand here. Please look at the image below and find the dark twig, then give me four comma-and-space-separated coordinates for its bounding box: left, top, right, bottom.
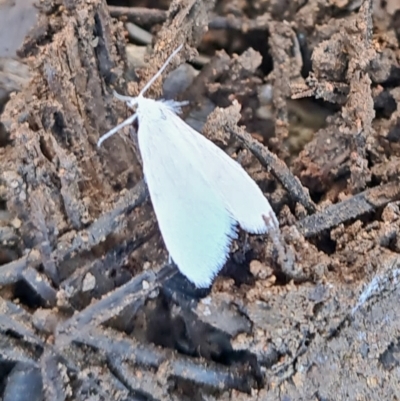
0, 312, 44, 348
21, 267, 58, 307
108, 6, 271, 32
59, 214, 157, 304
56, 269, 156, 345
108, 6, 168, 25
0, 298, 45, 349
0, 181, 148, 287
230, 127, 317, 214
59, 180, 148, 260
0, 332, 40, 366
56, 264, 177, 346
0, 255, 29, 286
296, 180, 400, 238
73, 327, 256, 393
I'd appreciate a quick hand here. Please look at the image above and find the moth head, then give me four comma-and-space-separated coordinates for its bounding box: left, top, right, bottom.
97, 44, 184, 148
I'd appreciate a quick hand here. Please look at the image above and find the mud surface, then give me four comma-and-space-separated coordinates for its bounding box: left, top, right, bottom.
1, 0, 400, 400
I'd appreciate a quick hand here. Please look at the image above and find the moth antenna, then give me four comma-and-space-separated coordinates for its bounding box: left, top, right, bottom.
138, 44, 184, 98
97, 113, 138, 147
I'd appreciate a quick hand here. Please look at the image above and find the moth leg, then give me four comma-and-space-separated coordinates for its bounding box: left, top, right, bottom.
171, 100, 189, 107
161, 99, 189, 114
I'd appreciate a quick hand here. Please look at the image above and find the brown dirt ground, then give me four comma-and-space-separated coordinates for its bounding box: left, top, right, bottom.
1, 0, 400, 400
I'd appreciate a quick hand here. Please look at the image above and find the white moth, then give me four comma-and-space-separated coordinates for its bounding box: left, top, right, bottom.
98, 45, 279, 288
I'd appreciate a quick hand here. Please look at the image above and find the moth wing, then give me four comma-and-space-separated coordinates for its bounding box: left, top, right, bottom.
162, 107, 279, 234
138, 105, 237, 288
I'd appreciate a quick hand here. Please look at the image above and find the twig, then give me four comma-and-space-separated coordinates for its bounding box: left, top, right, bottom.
73, 326, 257, 393
59, 220, 156, 303
0, 333, 40, 367
40, 351, 67, 401
0, 181, 148, 287
108, 6, 167, 25
20, 267, 58, 307
0, 312, 44, 348
56, 264, 176, 346
296, 180, 400, 238
60, 180, 148, 260
230, 127, 317, 214
108, 6, 272, 32
0, 255, 29, 286
56, 270, 156, 345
